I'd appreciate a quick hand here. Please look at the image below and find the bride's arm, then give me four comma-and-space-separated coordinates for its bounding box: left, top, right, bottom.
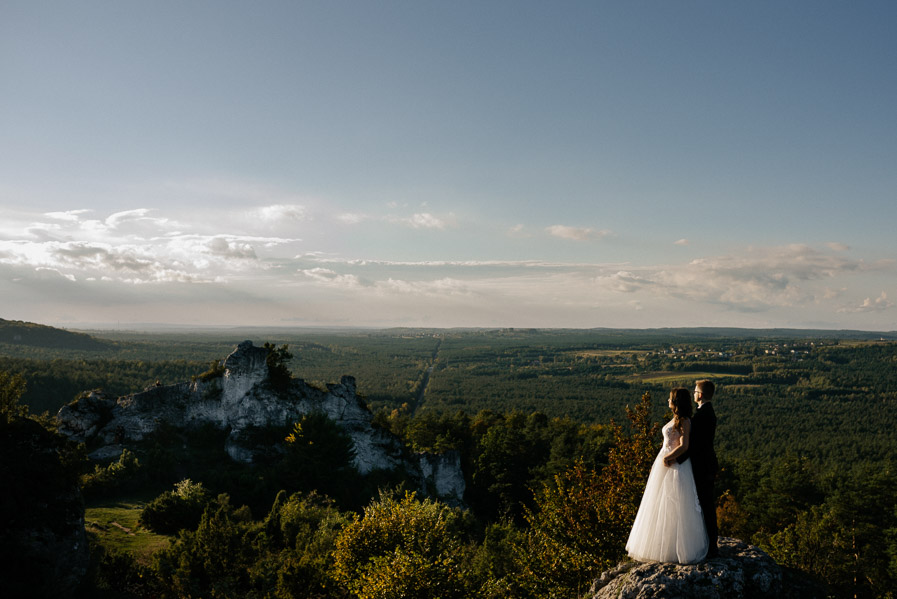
663, 419, 691, 464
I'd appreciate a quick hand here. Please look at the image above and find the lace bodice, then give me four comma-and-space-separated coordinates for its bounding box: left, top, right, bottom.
662, 419, 684, 452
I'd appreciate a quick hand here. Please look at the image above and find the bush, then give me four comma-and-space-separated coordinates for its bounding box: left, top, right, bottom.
89, 544, 162, 598
152, 492, 348, 599
331, 490, 474, 599
80, 448, 143, 500
264, 343, 293, 392
153, 494, 256, 599
264, 490, 350, 598
139, 479, 210, 534
195, 359, 225, 382
0, 370, 28, 423
518, 391, 659, 597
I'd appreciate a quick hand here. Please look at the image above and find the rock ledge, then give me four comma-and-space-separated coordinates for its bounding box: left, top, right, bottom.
589, 537, 821, 599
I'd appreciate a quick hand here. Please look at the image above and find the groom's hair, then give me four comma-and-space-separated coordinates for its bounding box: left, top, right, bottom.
696, 379, 715, 400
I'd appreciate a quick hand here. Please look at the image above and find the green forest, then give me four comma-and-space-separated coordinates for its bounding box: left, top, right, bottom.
2, 323, 896, 598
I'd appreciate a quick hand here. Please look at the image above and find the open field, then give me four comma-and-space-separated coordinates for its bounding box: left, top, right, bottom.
85, 498, 171, 563
627, 371, 751, 385
572, 349, 652, 358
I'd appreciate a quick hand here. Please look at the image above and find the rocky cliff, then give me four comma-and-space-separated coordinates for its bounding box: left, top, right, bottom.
0, 418, 90, 597
588, 537, 829, 599
56, 340, 465, 505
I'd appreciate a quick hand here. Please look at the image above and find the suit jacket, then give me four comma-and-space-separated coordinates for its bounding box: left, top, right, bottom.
677, 402, 718, 477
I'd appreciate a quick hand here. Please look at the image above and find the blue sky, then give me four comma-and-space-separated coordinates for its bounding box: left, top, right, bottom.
1, 1, 895, 329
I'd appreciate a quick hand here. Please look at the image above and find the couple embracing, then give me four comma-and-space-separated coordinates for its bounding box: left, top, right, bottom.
626, 380, 719, 564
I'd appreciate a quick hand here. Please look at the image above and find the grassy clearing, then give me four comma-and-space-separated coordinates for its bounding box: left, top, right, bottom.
85, 498, 171, 563
627, 371, 750, 385
835, 339, 891, 348
724, 383, 766, 390
574, 349, 652, 358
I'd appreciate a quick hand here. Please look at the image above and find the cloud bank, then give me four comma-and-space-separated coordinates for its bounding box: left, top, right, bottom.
1, 204, 893, 329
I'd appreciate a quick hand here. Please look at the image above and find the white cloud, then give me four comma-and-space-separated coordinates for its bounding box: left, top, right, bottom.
334, 209, 455, 230
644, 244, 877, 312
838, 292, 894, 313
300, 267, 362, 288
401, 212, 448, 229
674, 238, 689, 246
205, 237, 257, 259
826, 242, 850, 252
2, 202, 894, 329
45, 209, 91, 222
373, 277, 472, 297
35, 266, 76, 282
257, 204, 307, 222
546, 224, 611, 241
293, 254, 613, 270
597, 271, 654, 293
0, 204, 306, 285
336, 212, 369, 225
547, 225, 591, 240
105, 208, 165, 229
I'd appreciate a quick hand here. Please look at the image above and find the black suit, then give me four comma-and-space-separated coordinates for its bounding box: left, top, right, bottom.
678, 402, 719, 554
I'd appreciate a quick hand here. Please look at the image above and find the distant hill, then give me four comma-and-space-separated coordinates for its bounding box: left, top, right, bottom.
0, 319, 109, 350
592, 326, 897, 340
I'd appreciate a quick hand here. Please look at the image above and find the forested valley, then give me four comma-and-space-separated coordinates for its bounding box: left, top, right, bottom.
2, 322, 896, 598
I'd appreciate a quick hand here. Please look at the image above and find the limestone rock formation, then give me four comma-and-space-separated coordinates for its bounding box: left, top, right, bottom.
417, 450, 466, 501
588, 537, 828, 599
56, 341, 465, 505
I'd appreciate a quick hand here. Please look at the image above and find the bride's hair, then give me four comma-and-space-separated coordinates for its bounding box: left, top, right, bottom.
670, 387, 693, 434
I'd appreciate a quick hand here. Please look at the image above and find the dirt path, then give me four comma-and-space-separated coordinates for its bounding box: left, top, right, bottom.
110, 521, 135, 536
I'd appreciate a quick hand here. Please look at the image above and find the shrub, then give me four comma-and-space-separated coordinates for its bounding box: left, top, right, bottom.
195, 359, 225, 382
0, 370, 28, 423
139, 479, 210, 534
518, 391, 659, 597
264, 343, 293, 392
90, 544, 162, 598
331, 490, 473, 599
153, 494, 256, 599
80, 448, 143, 499
264, 490, 350, 598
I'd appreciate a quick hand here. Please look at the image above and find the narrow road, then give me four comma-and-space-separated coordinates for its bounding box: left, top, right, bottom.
410, 338, 441, 414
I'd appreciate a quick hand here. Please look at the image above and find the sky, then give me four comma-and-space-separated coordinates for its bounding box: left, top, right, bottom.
1, 1, 896, 330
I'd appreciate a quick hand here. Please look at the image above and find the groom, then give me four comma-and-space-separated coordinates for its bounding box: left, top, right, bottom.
677, 379, 719, 558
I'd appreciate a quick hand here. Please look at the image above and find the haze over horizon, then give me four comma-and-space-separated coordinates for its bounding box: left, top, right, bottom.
2, 2, 896, 331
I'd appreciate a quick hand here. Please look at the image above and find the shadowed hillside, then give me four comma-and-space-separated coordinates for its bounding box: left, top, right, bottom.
0, 319, 109, 351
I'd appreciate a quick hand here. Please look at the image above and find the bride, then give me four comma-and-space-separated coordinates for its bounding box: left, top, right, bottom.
626, 388, 709, 564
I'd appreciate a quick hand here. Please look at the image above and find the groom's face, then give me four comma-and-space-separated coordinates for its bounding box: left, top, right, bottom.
693, 386, 702, 403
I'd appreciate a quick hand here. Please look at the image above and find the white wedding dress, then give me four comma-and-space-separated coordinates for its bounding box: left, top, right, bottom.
626, 418, 709, 564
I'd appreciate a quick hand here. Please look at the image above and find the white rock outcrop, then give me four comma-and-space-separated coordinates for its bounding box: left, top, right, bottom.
56, 341, 465, 504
